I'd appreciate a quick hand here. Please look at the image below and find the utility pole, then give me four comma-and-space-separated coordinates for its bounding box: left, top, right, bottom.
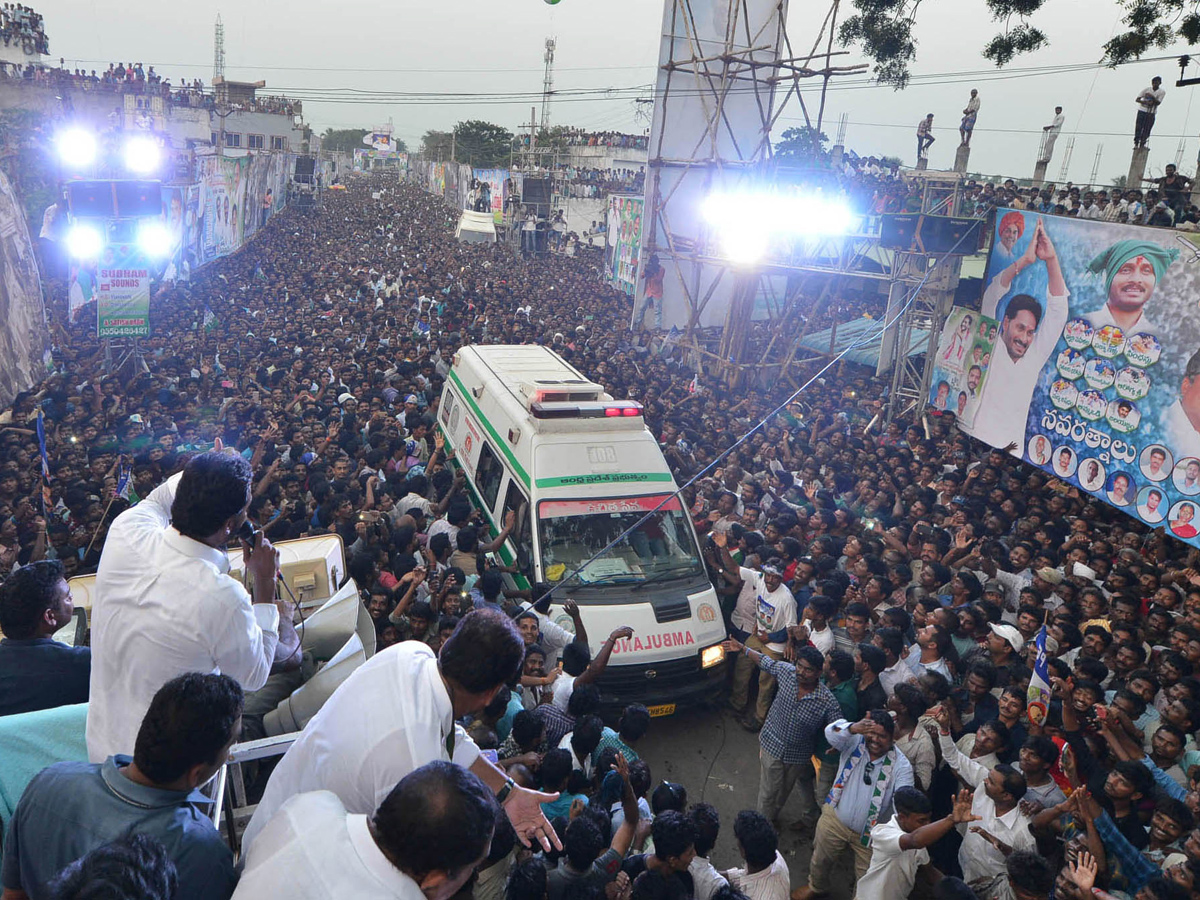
213, 14, 225, 83
450, 131, 455, 163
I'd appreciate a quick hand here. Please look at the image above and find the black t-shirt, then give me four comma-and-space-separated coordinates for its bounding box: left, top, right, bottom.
856, 676, 888, 715
620, 855, 694, 896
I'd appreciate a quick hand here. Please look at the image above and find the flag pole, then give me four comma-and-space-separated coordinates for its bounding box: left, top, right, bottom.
83, 494, 117, 561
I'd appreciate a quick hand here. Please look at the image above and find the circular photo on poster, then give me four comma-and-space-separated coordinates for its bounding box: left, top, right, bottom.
1056, 348, 1086, 380
1106, 398, 1141, 433
1063, 318, 1095, 350
1135, 484, 1168, 524
1083, 358, 1116, 391
1169, 500, 1200, 539
1051, 445, 1078, 480
1114, 366, 1150, 401
1075, 389, 1108, 421
1027, 434, 1053, 465
1107, 471, 1135, 506
1050, 379, 1079, 410
1174, 458, 1200, 496
1140, 444, 1174, 482
1092, 324, 1127, 359
1077, 457, 1107, 493
1124, 332, 1162, 367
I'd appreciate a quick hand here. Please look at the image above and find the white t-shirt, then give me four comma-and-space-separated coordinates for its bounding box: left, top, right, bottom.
689, 857, 728, 900
233, 791, 425, 900
728, 851, 790, 900
856, 817, 928, 900
736, 566, 797, 653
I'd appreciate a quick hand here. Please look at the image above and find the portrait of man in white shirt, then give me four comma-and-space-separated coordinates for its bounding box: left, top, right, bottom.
970, 217, 1069, 454
1137, 488, 1166, 524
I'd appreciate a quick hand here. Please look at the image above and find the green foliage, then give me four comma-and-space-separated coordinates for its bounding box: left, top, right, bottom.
535, 125, 571, 152
1112, 174, 1129, 191
0, 108, 57, 230
420, 130, 454, 159
452, 120, 514, 168
322, 128, 366, 153
838, 0, 1200, 87
774, 126, 830, 163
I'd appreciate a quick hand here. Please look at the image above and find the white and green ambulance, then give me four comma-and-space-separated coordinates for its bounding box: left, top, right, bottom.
438, 344, 727, 716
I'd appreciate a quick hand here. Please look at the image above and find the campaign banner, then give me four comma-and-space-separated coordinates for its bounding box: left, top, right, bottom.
963, 208, 1200, 543
608, 194, 643, 295
96, 244, 150, 337
929, 308, 998, 427
197, 155, 248, 263
473, 168, 508, 223
353, 148, 408, 172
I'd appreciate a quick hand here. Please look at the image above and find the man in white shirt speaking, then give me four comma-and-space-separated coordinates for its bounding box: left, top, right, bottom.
242, 608, 560, 855
234, 760, 498, 900
87, 451, 300, 763
970, 216, 1069, 455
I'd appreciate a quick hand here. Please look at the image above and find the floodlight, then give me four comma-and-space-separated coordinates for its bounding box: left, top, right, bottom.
56, 128, 97, 168
123, 135, 161, 174
136, 220, 172, 258
703, 189, 857, 264
65, 224, 103, 259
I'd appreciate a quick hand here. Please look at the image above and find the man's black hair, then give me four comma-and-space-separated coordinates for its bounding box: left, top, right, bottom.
133, 673, 244, 784
631, 871, 688, 900
651, 781, 688, 814
893, 785, 932, 816
688, 803, 720, 858
1005, 850, 1054, 898
506, 859, 547, 900
48, 834, 177, 900
619, 704, 651, 742
373, 760, 499, 879
561, 640, 592, 677
794, 645, 824, 671
511, 710, 544, 749
1003, 294, 1044, 328
540, 749, 574, 791
650, 810, 697, 861
875, 627, 905, 660
409, 600, 434, 623
0, 558, 65, 639
1023, 735, 1060, 766
571, 715, 605, 761
170, 450, 253, 540
993, 763, 1027, 802
629, 759, 652, 798
857, 643, 887, 675
933, 878, 979, 900
1113, 759, 1153, 799
567, 684, 601, 717
732, 810, 777, 869
563, 816, 605, 871
1159, 796, 1195, 833
440, 609, 524, 694
828, 649, 855, 682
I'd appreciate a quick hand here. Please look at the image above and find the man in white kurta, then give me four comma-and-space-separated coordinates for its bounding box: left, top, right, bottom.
970, 216, 1069, 455
87, 466, 287, 763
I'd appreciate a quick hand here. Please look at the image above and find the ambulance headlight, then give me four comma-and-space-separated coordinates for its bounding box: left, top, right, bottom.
700, 643, 726, 669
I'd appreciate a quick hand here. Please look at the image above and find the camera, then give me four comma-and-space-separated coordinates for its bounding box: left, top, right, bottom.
238, 520, 260, 543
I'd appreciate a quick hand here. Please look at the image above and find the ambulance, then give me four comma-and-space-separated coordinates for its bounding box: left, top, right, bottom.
438, 344, 727, 716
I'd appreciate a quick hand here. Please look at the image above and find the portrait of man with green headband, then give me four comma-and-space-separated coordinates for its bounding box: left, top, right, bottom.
1084, 239, 1179, 334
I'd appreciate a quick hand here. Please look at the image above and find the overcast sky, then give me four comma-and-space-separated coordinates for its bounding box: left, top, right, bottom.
39, 0, 1200, 186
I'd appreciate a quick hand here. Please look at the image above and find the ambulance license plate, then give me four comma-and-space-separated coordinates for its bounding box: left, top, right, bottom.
647, 703, 676, 718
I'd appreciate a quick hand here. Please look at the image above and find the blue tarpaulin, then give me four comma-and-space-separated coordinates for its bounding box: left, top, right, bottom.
796, 317, 931, 369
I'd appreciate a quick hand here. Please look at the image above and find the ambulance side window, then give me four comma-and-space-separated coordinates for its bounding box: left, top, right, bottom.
476, 442, 504, 511
501, 479, 532, 577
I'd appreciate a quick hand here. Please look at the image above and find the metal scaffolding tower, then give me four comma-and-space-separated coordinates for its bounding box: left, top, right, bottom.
213, 15, 225, 83
540, 38, 556, 132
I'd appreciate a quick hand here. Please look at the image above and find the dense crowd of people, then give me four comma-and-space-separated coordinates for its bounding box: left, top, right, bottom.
0, 3, 46, 55
562, 167, 645, 199
1, 171, 1200, 900
0, 60, 299, 116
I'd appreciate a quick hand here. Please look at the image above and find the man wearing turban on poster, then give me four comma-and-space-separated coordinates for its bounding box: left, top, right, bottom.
1084, 239, 1178, 334
995, 211, 1024, 262
971, 216, 1069, 455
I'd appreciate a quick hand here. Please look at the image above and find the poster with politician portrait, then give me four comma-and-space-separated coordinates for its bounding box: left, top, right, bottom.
960, 208, 1200, 546
929, 307, 997, 429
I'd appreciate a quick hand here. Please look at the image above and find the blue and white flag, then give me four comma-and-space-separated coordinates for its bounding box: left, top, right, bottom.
1026, 625, 1051, 727
116, 465, 132, 501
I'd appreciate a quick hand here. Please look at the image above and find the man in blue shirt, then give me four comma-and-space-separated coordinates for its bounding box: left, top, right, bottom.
0, 559, 89, 717
2, 672, 241, 900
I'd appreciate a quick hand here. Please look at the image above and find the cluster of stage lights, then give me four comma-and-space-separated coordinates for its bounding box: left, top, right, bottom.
66, 220, 172, 261
701, 191, 858, 265
57, 126, 170, 260
55, 127, 163, 175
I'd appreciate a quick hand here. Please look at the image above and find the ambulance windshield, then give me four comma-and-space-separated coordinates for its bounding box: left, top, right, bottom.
537, 495, 704, 587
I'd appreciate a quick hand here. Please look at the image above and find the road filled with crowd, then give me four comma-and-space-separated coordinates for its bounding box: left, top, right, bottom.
1, 172, 1199, 900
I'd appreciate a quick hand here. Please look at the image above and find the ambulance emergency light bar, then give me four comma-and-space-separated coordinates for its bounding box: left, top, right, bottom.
530, 401, 643, 419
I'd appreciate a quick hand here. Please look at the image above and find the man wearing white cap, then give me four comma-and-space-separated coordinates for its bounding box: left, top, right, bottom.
1030, 567, 1064, 610
981, 624, 1028, 689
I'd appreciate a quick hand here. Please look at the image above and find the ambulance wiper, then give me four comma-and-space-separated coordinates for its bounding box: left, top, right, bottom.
629, 564, 696, 591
